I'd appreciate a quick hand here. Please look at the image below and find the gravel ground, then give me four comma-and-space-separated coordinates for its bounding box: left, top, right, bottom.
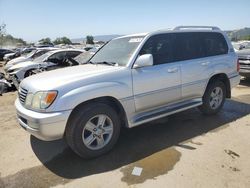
0, 62, 250, 188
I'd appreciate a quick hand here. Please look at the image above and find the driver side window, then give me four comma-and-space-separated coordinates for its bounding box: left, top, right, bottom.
139, 34, 174, 65
48, 52, 66, 64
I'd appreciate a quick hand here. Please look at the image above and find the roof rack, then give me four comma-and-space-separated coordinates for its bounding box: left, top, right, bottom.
174, 26, 221, 31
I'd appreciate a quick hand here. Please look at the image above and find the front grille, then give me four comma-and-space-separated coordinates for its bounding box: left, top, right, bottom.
19, 87, 28, 104
239, 58, 250, 70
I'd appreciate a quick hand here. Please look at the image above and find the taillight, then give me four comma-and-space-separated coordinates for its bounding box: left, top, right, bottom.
237, 59, 240, 72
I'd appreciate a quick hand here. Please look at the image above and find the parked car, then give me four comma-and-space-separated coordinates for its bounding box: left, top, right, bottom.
31, 51, 95, 75
7, 49, 84, 88
3, 51, 20, 62
4, 47, 58, 71
3, 47, 36, 63
0, 49, 15, 61
232, 42, 244, 51
15, 26, 240, 158
237, 49, 250, 79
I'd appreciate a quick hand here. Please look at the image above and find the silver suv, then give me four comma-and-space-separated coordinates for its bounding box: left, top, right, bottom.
15, 26, 240, 158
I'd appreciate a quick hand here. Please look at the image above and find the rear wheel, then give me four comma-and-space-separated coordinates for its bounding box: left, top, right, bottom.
65, 103, 121, 158
199, 80, 226, 115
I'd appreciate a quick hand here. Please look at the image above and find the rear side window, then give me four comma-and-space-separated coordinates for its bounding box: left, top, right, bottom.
201, 32, 228, 56
173, 32, 228, 62
139, 34, 174, 65
173, 33, 206, 62
139, 32, 228, 65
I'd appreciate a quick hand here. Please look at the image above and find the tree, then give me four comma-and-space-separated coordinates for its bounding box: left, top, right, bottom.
0, 23, 6, 36
53, 36, 72, 45
0, 23, 26, 47
86, 35, 94, 44
38, 37, 52, 45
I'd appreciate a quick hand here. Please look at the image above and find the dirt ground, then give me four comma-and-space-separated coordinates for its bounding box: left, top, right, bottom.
0, 62, 250, 188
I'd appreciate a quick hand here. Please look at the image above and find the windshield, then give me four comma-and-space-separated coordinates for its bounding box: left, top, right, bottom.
33, 51, 54, 63
25, 49, 37, 58
90, 36, 144, 66
74, 51, 95, 64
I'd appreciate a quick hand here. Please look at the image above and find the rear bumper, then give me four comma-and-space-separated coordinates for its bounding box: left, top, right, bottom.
15, 99, 71, 141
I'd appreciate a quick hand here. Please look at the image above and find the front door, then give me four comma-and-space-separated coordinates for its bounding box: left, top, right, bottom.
132, 34, 181, 112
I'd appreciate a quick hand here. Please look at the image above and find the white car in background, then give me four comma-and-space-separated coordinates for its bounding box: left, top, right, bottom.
6, 49, 84, 87
4, 47, 58, 71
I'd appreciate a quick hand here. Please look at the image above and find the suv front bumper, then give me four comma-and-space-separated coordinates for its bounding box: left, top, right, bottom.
15, 99, 72, 141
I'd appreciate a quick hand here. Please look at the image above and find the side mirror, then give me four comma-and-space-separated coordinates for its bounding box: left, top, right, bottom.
133, 54, 153, 68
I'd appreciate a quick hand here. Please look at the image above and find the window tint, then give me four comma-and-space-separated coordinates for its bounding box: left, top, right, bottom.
139, 32, 228, 65
201, 32, 228, 56
173, 33, 206, 62
139, 34, 174, 65
173, 32, 228, 61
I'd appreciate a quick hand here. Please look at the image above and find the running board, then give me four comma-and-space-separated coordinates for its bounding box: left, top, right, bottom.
131, 99, 202, 127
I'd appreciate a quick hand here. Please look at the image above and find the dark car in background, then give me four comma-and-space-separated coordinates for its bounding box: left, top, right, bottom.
0, 49, 15, 61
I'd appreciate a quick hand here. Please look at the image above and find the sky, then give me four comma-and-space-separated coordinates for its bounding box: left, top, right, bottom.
0, 0, 250, 42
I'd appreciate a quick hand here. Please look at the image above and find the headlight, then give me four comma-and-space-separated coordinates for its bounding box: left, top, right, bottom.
24, 91, 57, 110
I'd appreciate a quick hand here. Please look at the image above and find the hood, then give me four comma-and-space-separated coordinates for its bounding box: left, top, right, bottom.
20, 64, 124, 91
8, 56, 28, 64
8, 61, 38, 71
6, 56, 31, 67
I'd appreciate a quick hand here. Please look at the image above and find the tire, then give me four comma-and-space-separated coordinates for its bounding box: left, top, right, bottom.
65, 103, 121, 158
199, 80, 226, 115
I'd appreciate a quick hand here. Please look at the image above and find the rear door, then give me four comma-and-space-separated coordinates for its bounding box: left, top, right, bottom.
178, 32, 229, 100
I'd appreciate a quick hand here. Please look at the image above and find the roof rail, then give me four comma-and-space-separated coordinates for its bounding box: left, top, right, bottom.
174, 26, 221, 31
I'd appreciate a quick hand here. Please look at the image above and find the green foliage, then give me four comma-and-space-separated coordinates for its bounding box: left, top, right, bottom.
38, 37, 52, 44
86, 35, 94, 44
0, 23, 26, 47
0, 34, 26, 46
227, 28, 250, 41
240, 35, 250, 40
53, 36, 72, 45
0, 23, 6, 36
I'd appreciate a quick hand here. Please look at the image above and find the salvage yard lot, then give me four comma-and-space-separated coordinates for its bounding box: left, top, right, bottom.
0, 64, 250, 187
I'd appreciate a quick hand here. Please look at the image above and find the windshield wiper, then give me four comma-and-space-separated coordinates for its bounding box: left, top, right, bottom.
87, 61, 95, 64
95, 61, 118, 66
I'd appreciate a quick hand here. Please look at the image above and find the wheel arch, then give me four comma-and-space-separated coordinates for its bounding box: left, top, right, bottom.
205, 73, 231, 98
66, 96, 129, 133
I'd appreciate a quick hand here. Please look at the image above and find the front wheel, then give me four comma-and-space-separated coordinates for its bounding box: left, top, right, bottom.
199, 80, 226, 115
65, 103, 121, 158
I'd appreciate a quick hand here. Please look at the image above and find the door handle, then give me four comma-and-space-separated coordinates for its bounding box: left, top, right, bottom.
201, 62, 210, 66
167, 67, 178, 73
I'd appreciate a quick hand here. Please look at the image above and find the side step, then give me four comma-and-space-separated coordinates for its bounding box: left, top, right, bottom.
131, 99, 202, 127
